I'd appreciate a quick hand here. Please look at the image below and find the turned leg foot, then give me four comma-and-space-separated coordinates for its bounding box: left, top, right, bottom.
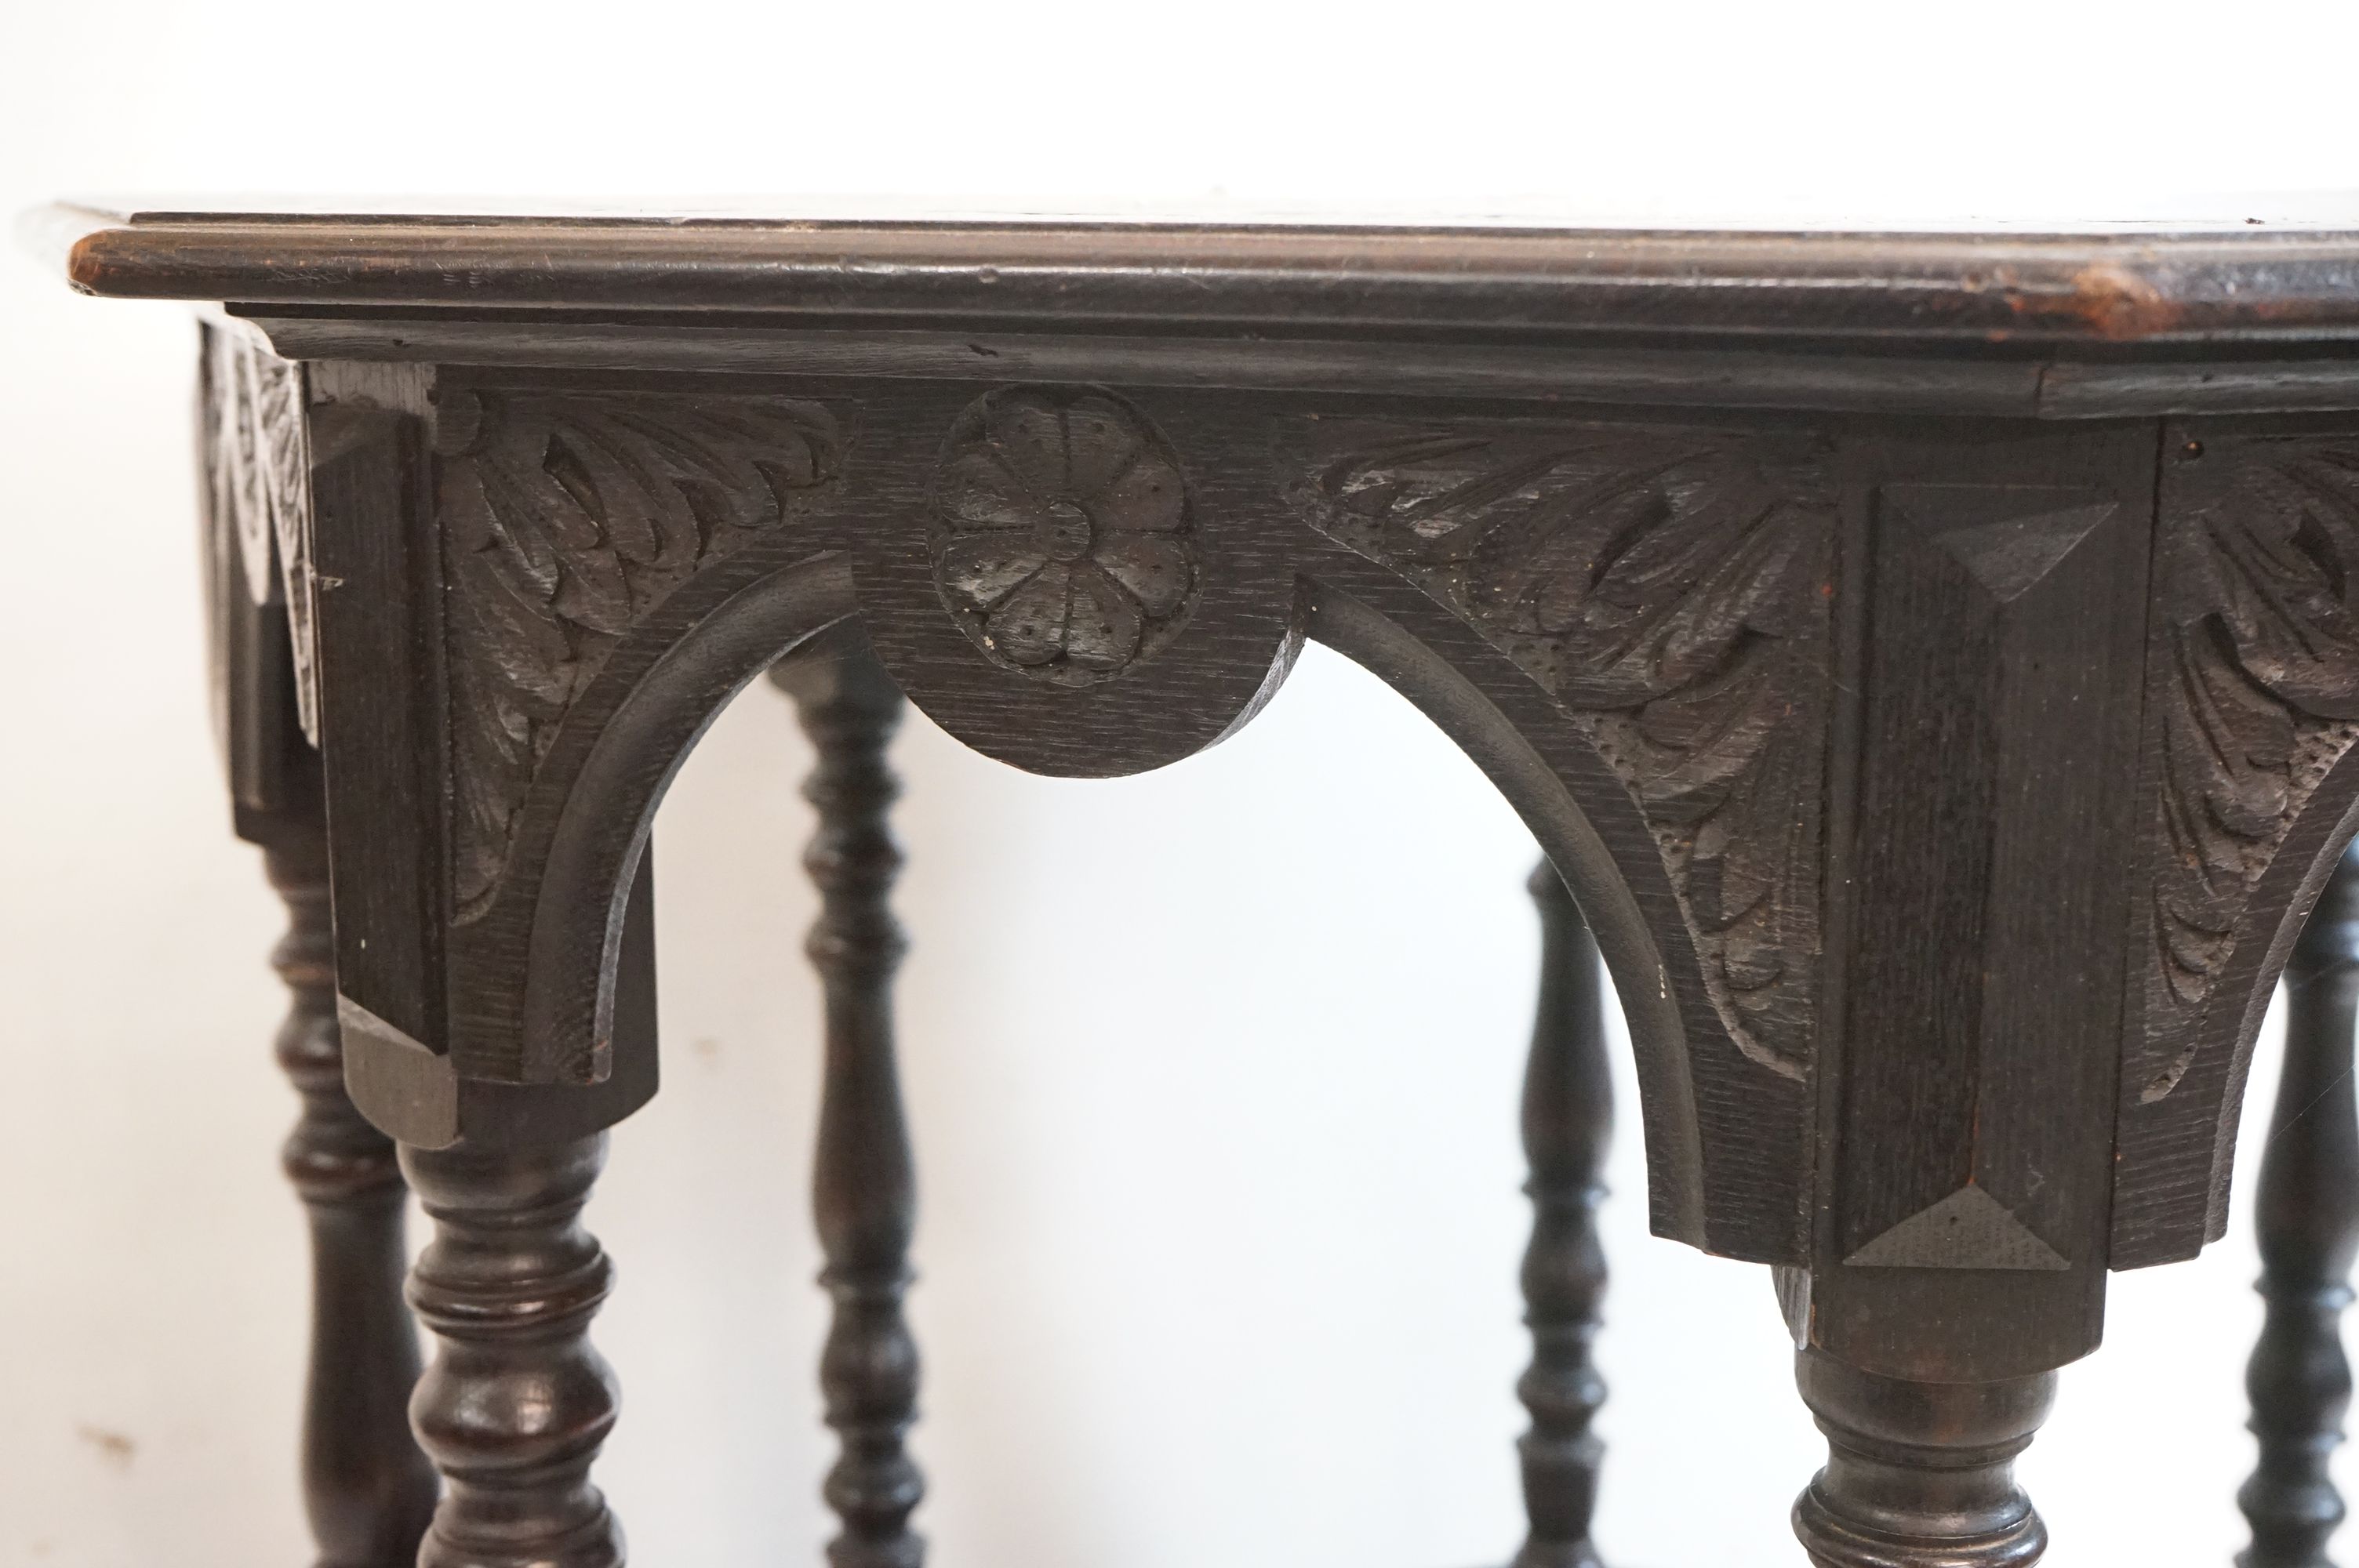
402, 1134, 622, 1568
1791, 1349, 2052, 1568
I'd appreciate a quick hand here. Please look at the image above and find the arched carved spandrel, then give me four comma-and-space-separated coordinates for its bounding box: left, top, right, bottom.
2116, 422, 2359, 1267
1290, 418, 1837, 1083
1308, 572, 1739, 1258
436, 387, 845, 918
2139, 433, 2359, 1102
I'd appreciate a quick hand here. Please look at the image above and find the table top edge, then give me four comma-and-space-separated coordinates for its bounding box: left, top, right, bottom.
30, 201, 2359, 343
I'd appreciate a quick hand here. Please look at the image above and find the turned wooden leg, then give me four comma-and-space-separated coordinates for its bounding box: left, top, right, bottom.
1514, 863, 1609, 1568
262, 818, 438, 1568
2241, 845, 2359, 1568
1792, 1348, 2053, 1568
402, 1134, 623, 1568
776, 638, 925, 1568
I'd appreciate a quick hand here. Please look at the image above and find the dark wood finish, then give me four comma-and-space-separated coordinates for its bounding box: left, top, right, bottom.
261, 818, 439, 1568
403, 1133, 621, 1568
2114, 419, 2359, 1265
1792, 1349, 2053, 1568
202, 321, 437, 1567
1514, 865, 1610, 1568
305, 369, 685, 1149
2241, 845, 2359, 1568
772, 635, 925, 1568
233, 314, 2359, 423
49, 203, 2359, 1567
42, 205, 2359, 347
305, 367, 850, 1112
1806, 429, 2154, 1383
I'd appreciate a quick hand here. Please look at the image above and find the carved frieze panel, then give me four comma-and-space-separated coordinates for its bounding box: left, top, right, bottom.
2138, 432, 2359, 1104
199, 325, 318, 740
435, 389, 844, 916
1292, 419, 1837, 1079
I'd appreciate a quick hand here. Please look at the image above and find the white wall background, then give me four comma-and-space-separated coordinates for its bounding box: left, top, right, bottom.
3, 3, 2356, 1563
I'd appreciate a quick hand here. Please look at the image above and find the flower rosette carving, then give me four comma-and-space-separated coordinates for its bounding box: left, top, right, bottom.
1296, 423, 1836, 1080
931, 388, 1197, 685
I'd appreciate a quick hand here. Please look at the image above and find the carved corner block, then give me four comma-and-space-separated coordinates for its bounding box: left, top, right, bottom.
1792, 431, 2157, 1382
300, 373, 863, 1143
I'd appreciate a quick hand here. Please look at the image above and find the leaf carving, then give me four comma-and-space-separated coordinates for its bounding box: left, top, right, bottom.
198, 327, 317, 741
1297, 422, 1835, 1079
438, 389, 844, 918
2141, 435, 2359, 1101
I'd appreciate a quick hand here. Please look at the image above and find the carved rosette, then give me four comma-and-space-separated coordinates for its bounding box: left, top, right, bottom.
929, 387, 1197, 685
1295, 422, 1837, 1079
437, 390, 844, 916
2139, 434, 2359, 1102
199, 325, 318, 739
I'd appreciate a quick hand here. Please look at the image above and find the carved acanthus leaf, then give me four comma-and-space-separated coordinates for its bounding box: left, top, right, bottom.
438, 389, 844, 917
1296, 422, 1835, 1079
198, 326, 317, 740
2142, 435, 2359, 1102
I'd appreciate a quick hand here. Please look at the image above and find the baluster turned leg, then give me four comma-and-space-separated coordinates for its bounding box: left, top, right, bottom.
2241, 845, 2359, 1568
1514, 864, 1611, 1568
402, 1134, 623, 1568
261, 816, 438, 1567
776, 639, 925, 1568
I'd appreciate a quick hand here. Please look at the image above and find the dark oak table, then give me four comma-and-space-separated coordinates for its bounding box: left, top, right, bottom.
29, 201, 2359, 1567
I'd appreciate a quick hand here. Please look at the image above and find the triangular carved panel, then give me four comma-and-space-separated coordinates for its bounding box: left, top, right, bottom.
1844, 1183, 2069, 1271
1886, 488, 2117, 604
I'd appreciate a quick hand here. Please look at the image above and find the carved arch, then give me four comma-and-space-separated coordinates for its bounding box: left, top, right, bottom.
522, 553, 860, 1088
458, 533, 1754, 1257
1297, 558, 1812, 1261
338, 541, 858, 1149
302, 375, 1823, 1264
1304, 581, 1705, 1249
845, 390, 1830, 1263
305, 377, 864, 1147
